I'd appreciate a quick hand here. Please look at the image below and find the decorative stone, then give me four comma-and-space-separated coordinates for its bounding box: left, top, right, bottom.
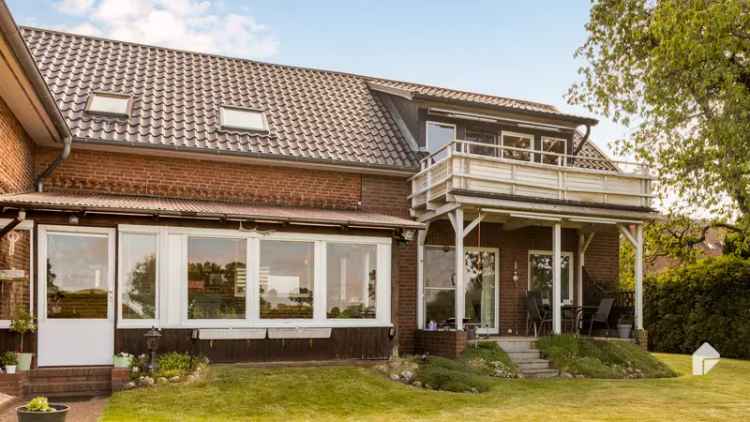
400, 370, 415, 382
187, 374, 197, 382
561, 372, 574, 379
139, 376, 155, 387
389, 374, 400, 381
424, 384, 433, 390
169, 376, 181, 383
413, 381, 422, 388
157, 377, 168, 385
575, 374, 585, 379
124, 382, 136, 390
469, 388, 479, 394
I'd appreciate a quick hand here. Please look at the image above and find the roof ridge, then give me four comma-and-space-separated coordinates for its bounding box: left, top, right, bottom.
21, 25, 560, 113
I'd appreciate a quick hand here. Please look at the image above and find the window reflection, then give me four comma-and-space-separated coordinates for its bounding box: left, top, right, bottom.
326, 244, 377, 319
121, 233, 157, 319
260, 240, 314, 319
187, 237, 246, 319
529, 253, 571, 305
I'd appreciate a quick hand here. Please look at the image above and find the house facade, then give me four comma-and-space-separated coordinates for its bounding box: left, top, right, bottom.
0, 6, 656, 369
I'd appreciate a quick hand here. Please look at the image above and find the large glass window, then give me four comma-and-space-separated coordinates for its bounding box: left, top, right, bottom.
426, 121, 456, 158
423, 246, 456, 329
465, 131, 497, 157
501, 132, 534, 161
326, 244, 377, 319
121, 233, 157, 320
260, 240, 314, 319
187, 237, 246, 319
529, 252, 573, 305
46, 233, 109, 319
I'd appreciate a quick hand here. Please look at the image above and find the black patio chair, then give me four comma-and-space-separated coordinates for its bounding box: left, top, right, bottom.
587, 298, 615, 336
526, 291, 552, 336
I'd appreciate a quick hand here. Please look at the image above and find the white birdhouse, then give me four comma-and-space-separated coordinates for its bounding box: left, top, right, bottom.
692, 342, 720, 376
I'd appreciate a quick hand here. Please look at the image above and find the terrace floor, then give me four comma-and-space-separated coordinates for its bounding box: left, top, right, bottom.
94, 353, 748, 421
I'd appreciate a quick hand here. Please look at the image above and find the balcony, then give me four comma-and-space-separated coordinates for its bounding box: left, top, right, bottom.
409, 140, 653, 213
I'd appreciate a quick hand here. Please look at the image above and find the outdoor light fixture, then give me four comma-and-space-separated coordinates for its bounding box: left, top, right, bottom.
144, 326, 162, 374
67, 215, 79, 225
401, 229, 416, 242
512, 260, 519, 287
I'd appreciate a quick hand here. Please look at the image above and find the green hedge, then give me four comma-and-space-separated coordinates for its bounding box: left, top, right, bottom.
645, 256, 750, 359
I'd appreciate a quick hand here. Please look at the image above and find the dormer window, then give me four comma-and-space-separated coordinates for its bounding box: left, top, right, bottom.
86, 92, 131, 117
220, 106, 268, 132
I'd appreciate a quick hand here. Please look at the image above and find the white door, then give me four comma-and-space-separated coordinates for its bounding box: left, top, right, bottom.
38, 226, 115, 366
465, 248, 499, 335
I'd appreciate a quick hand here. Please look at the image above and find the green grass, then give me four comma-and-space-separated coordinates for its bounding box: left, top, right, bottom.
103, 354, 750, 421
536, 335, 677, 379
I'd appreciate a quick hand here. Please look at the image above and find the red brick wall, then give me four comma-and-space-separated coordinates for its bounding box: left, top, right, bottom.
35, 148, 363, 209
0, 97, 34, 194
582, 231, 620, 298
415, 330, 467, 359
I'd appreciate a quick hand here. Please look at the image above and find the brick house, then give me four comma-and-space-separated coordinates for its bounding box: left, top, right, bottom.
0, 1, 656, 377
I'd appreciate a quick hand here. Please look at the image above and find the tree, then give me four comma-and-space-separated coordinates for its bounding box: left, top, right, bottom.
570, 0, 750, 229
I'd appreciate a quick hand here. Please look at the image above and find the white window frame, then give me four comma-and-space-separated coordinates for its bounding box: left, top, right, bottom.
540, 136, 568, 166
528, 250, 575, 305
85, 92, 132, 117
117, 225, 392, 329
117, 226, 165, 328
324, 240, 383, 323
500, 130, 535, 161
425, 121, 457, 154
219, 105, 269, 132
0, 219, 34, 329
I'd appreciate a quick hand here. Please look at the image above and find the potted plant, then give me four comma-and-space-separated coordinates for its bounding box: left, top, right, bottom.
16, 396, 69, 422
2, 351, 17, 374
113, 352, 133, 368
10, 309, 36, 371
617, 315, 633, 339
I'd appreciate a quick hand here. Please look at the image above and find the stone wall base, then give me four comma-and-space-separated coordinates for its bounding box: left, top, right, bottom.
635, 329, 648, 352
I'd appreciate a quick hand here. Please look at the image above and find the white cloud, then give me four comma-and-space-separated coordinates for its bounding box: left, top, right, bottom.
62, 0, 278, 59
54, 0, 96, 15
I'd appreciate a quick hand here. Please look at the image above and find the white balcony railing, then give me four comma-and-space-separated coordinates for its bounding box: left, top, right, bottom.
410, 140, 654, 210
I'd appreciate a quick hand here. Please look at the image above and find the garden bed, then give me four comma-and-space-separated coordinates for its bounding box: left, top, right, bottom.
536, 335, 677, 379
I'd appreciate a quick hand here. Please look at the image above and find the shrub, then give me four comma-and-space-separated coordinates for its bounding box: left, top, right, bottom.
536, 335, 676, 379
415, 357, 491, 393
157, 352, 193, 377
1, 351, 17, 366
24, 397, 54, 412
645, 256, 750, 359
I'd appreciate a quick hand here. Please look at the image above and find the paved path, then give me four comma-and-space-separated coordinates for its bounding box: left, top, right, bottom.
0, 396, 108, 422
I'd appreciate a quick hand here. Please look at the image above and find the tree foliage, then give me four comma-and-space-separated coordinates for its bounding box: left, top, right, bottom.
570, 0, 750, 224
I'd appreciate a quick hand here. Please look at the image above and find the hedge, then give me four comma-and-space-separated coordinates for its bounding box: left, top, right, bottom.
644, 256, 750, 359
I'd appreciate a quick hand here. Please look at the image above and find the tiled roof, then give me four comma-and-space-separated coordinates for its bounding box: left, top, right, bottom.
20, 27, 610, 173
21, 27, 421, 171
0, 192, 424, 229
369, 79, 595, 123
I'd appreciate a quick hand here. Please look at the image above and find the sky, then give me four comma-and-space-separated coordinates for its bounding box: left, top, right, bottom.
6, 0, 631, 157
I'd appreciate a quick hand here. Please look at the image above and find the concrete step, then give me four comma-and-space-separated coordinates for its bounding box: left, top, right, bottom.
521, 368, 559, 378
516, 361, 551, 371
507, 351, 541, 361
496, 338, 537, 352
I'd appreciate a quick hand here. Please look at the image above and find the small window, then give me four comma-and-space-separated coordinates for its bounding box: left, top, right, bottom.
465, 130, 497, 157
501, 131, 534, 161
426, 121, 456, 160
220, 106, 268, 132
86, 93, 131, 116
541, 137, 567, 166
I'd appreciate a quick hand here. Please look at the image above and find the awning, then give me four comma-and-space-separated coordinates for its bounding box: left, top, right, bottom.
0, 192, 424, 230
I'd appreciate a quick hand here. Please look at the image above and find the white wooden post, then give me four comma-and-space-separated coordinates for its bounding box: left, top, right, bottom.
577, 232, 585, 308
454, 208, 465, 330
635, 224, 644, 330
552, 223, 562, 335
416, 224, 429, 330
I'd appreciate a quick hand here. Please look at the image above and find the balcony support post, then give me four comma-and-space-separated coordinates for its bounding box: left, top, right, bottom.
552, 222, 562, 335
453, 207, 465, 331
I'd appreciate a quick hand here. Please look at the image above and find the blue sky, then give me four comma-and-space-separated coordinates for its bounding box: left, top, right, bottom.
7, 0, 628, 155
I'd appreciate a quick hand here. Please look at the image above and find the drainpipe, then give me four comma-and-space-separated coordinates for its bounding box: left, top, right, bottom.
35, 136, 72, 192
572, 124, 591, 156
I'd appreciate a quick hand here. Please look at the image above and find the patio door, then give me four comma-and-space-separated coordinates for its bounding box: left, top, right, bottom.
465, 248, 499, 334
38, 226, 115, 366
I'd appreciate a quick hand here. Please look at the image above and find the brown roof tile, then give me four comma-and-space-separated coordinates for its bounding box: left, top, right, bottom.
0, 192, 424, 229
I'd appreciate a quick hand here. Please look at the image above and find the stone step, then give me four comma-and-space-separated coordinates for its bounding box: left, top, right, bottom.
507, 351, 541, 361
516, 361, 551, 371
521, 368, 559, 378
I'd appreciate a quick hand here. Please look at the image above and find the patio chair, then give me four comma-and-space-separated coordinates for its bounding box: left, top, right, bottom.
526, 291, 552, 336
586, 298, 615, 336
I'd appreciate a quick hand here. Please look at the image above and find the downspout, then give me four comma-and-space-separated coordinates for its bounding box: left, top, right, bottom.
572, 124, 591, 156
35, 136, 72, 192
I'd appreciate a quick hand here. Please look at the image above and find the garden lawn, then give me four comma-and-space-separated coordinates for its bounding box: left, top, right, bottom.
103, 354, 750, 422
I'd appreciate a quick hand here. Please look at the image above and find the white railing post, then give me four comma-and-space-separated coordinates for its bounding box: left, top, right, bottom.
635, 224, 644, 330
454, 208, 465, 331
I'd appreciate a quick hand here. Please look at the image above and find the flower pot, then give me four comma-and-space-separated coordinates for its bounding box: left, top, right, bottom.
17, 404, 69, 422
5, 365, 16, 374
113, 355, 132, 368
16, 353, 33, 371
617, 324, 632, 339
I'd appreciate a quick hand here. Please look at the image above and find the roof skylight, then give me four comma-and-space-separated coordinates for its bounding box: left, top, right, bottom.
86, 92, 131, 116
220, 106, 268, 132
